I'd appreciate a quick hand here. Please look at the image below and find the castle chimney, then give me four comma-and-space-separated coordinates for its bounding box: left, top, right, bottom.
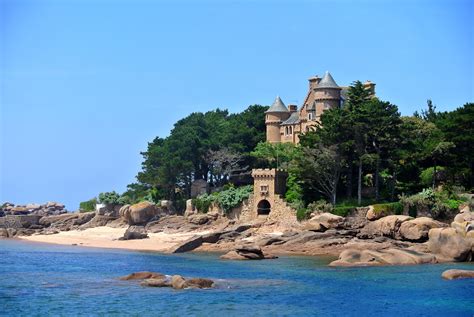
363, 80, 376, 96
288, 104, 298, 112
308, 76, 321, 90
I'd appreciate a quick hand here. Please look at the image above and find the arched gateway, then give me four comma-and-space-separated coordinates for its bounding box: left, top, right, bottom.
251, 169, 288, 218
257, 200, 271, 215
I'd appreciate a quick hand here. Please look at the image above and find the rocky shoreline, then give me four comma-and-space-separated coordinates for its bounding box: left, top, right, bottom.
1, 201, 473, 269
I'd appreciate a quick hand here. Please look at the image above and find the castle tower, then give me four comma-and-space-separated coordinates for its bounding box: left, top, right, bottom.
251, 169, 288, 216
313, 71, 342, 119
265, 96, 290, 143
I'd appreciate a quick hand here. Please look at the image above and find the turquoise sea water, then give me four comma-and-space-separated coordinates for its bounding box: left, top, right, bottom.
0, 240, 473, 316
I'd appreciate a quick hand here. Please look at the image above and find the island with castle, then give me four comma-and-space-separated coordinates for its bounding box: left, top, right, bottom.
1, 71, 473, 273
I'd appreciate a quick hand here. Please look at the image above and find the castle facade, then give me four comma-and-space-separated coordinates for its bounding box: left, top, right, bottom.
265, 71, 375, 144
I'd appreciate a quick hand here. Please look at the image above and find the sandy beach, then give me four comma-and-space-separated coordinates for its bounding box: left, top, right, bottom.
19, 227, 213, 253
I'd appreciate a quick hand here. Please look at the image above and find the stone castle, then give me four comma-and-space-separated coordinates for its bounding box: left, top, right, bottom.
265, 71, 376, 144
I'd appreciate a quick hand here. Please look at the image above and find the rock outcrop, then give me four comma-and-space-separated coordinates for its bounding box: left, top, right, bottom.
427, 210, 473, 262
119, 202, 161, 225
1, 202, 67, 216
220, 245, 277, 260
168, 236, 203, 253
120, 226, 148, 240
399, 217, 447, 242
441, 269, 474, 280
304, 213, 343, 232
358, 215, 413, 239
428, 228, 472, 261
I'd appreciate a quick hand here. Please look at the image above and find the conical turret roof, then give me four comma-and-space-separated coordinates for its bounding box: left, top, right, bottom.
265, 96, 289, 113
316, 71, 340, 89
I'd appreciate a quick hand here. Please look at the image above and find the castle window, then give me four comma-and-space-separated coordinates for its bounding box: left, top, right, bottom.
308, 113, 313, 120
260, 185, 269, 194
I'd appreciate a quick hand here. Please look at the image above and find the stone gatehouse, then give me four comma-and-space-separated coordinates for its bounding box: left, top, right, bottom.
238, 169, 297, 225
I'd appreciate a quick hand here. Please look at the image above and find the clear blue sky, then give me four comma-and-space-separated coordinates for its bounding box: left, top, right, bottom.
1, 0, 472, 209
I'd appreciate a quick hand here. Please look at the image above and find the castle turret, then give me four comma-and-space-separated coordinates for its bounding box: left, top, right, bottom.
313, 71, 342, 118
265, 96, 290, 143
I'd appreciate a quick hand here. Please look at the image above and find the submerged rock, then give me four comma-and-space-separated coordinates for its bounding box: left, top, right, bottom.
119, 271, 165, 280
184, 278, 214, 289
141, 277, 171, 287
329, 248, 437, 267
441, 269, 474, 280
122, 272, 214, 289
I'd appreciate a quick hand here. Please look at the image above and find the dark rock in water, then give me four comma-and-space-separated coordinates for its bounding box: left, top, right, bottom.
120, 226, 148, 240
221, 245, 277, 260
441, 269, 474, 280
119, 271, 165, 280
184, 278, 214, 289
169, 236, 203, 253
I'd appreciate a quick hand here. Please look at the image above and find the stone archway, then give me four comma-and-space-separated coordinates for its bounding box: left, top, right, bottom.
257, 199, 271, 215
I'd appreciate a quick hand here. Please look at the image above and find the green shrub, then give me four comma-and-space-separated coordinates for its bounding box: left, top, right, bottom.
79, 198, 97, 212
192, 193, 215, 213
98, 191, 120, 205
332, 206, 356, 217
215, 185, 253, 213
296, 208, 311, 221
285, 173, 303, 204
307, 199, 333, 214
400, 188, 465, 219
399, 188, 435, 216
118, 195, 132, 205
420, 166, 445, 187
372, 202, 403, 215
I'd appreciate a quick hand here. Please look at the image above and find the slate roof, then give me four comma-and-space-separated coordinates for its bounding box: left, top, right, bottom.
316, 71, 340, 89
281, 111, 300, 125
265, 96, 289, 113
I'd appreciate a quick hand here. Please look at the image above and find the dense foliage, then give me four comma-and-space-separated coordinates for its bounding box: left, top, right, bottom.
134, 105, 267, 205
192, 185, 253, 214
79, 198, 97, 212
98, 191, 120, 205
